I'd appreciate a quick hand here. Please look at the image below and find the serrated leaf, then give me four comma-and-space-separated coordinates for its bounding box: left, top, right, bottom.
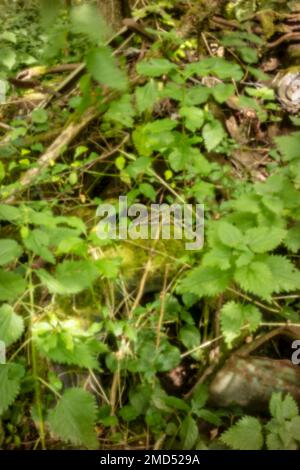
221, 416, 263, 450
179, 416, 199, 450
137, 58, 177, 77
212, 83, 235, 103
178, 266, 231, 298
48, 388, 98, 449
270, 393, 298, 421
220, 301, 261, 348
0, 304, 24, 346
180, 106, 204, 132
23, 229, 55, 264
0, 363, 25, 414
135, 80, 158, 114
234, 261, 273, 299
285, 223, 300, 253
264, 255, 300, 293
37, 260, 100, 295
0, 269, 26, 301
202, 120, 226, 152
86, 46, 127, 91
217, 221, 243, 248
0, 239, 22, 265
245, 226, 286, 253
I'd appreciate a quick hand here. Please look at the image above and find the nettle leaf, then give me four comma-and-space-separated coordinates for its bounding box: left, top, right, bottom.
36, 260, 100, 295
0, 239, 22, 265
185, 57, 243, 81
105, 94, 135, 128
86, 46, 127, 91
245, 226, 286, 253
137, 58, 177, 77
264, 255, 300, 293
179, 415, 199, 450
221, 416, 263, 450
0, 363, 25, 414
178, 266, 232, 298
96, 258, 121, 279
179, 325, 201, 350
212, 83, 235, 103
220, 301, 261, 348
23, 229, 55, 264
270, 393, 299, 421
0, 270, 26, 301
275, 132, 300, 161
179, 106, 204, 132
0, 304, 24, 347
48, 388, 98, 449
217, 221, 243, 248
0, 204, 21, 223
135, 80, 158, 114
234, 261, 273, 300
285, 223, 300, 253
202, 120, 226, 152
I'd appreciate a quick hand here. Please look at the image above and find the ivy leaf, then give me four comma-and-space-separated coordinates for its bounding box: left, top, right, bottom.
178, 266, 231, 298
137, 58, 177, 77
220, 301, 261, 348
0, 363, 25, 414
0, 304, 24, 347
234, 261, 273, 299
48, 388, 98, 449
86, 46, 127, 91
179, 416, 199, 450
221, 416, 263, 450
245, 226, 286, 253
202, 120, 226, 152
0, 270, 26, 301
0, 239, 22, 265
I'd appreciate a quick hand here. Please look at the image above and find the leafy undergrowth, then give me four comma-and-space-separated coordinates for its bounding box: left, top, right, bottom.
0, 0, 300, 450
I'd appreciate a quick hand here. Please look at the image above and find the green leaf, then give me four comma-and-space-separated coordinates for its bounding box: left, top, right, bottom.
37, 260, 100, 295
0, 270, 26, 301
285, 223, 300, 253
212, 83, 235, 103
48, 388, 98, 449
178, 266, 231, 298
135, 80, 158, 114
217, 221, 243, 248
179, 416, 199, 450
105, 94, 135, 128
180, 106, 204, 132
71, 4, 109, 44
0, 304, 24, 347
289, 416, 300, 442
234, 261, 273, 299
179, 325, 201, 350
220, 301, 261, 348
23, 229, 55, 264
185, 57, 243, 81
245, 226, 286, 253
0, 363, 25, 414
86, 47, 127, 91
221, 416, 263, 450
0, 205, 20, 222
0, 239, 22, 265
264, 255, 300, 293
31, 109, 48, 124
270, 393, 298, 421
137, 58, 177, 77
275, 132, 300, 161
139, 182, 156, 202
0, 47, 16, 69
96, 258, 121, 279
202, 120, 226, 152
